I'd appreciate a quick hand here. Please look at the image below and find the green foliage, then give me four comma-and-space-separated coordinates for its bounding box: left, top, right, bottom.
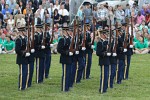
0, 54, 150, 100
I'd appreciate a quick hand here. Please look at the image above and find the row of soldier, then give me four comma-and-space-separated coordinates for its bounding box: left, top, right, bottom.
15, 11, 133, 93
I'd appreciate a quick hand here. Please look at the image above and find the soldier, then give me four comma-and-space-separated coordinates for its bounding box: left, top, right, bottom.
96, 31, 110, 93
34, 23, 45, 83
57, 24, 72, 92
44, 23, 53, 79
116, 23, 126, 84
83, 23, 93, 79
109, 29, 118, 88
74, 22, 86, 83
27, 16, 35, 87
15, 27, 30, 90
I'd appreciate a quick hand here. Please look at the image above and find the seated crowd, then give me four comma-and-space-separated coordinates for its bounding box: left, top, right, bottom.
0, 0, 150, 54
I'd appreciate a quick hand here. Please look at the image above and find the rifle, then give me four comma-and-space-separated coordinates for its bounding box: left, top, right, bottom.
50, 15, 55, 44
27, 15, 30, 53
31, 15, 34, 50
82, 14, 86, 50
75, 17, 79, 53
129, 16, 134, 48
91, 17, 96, 46
112, 22, 119, 56
107, 16, 112, 56
123, 24, 129, 52
69, 18, 77, 53
42, 10, 47, 46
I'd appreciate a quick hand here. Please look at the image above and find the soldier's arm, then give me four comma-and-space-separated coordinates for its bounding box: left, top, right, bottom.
96, 42, 106, 57
15, 38, 26, 56
57, 38, 69, 55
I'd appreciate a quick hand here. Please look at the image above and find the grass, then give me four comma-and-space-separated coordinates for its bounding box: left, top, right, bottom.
0, 54, 150, 100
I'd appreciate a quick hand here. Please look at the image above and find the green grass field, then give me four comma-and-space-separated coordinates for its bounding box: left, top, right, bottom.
0, 54, 150, 100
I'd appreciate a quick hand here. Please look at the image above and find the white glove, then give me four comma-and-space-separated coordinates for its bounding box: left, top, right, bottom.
50, 44, 54, 48
107, 52, 111, 56
69, 52, 73, 56
91, 45, 94, 49
31, 49, 35, 53
123, 48, 127, 52
129, 45, 133, 48
25, 52, 30, 57
41, 45, 45, 49
82, 47, 86, 51
75, 51, 79, 55
112, 53, 117, 57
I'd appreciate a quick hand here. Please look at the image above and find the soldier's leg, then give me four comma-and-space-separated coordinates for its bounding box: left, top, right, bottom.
18, 64, 28, 90
28, 61, 34, 87
86, 52, 92, 79
110, 64, 116, 88
126, 55, 131, 79
44, 51, 51, 78
38, 57, 45, 83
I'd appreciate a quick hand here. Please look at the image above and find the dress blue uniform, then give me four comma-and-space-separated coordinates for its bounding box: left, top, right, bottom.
57, 29, 72, 92
96, 38, 110, 93
44, 29, 52, 79
124, 34, 133, 80
83, 30, 93, 79
15, 27, 29, 90
117, 33, 125, 84
34, 24, 45, 83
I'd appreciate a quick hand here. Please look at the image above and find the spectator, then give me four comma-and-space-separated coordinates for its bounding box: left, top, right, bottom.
4, 36, 15, 54
29, 1, 37, 14
8, 0, 16, 12
139, 21, 148, 31
107, 6, 114, 25
134, 36, 149, 54
97, 4, 108, 28
141, 5, 150, 16
2, 4, 12, 15
7, 14, 14, 28
19, 1, 25, 14
83, 4, 92, 24
136, 11, 145, 24
53, 0, 60, 11
115, 5, 123, 24
13, 4, 21, 15
0, 33, 6, 53
64, 0, 69, 12
145, 11, 150, 25
128, 0, 135, 8
54, 9, 60, 24
125, 4, 131, 18
77, 6, 83, 21
16, 15, 26, 27
0, 0, 5, 12
58, 4, 69, 24
36, 5, 44, 22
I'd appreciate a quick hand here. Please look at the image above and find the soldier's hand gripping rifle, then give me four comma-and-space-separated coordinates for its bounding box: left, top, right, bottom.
112, 22, 119, 57
107, 16, 112, 56
26, 15, 31, 57
91, 16, 96, 49
69, 17, 77, 56
50, 14, 55, 46
31, 14, 35, 53
82, 14, 86, 51
41, 10, 47, 49
129, 16, 134, 48
75, 17, 80, 55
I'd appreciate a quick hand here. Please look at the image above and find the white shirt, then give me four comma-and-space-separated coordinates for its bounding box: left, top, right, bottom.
128, 0, 135, 8
7, 19, 14, 27
53, 5, 60, 11
58, 9, 69, 16
36, 9, 44, 21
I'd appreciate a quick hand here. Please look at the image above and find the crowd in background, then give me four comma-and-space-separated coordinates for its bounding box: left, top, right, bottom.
0, 0, 150, 54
